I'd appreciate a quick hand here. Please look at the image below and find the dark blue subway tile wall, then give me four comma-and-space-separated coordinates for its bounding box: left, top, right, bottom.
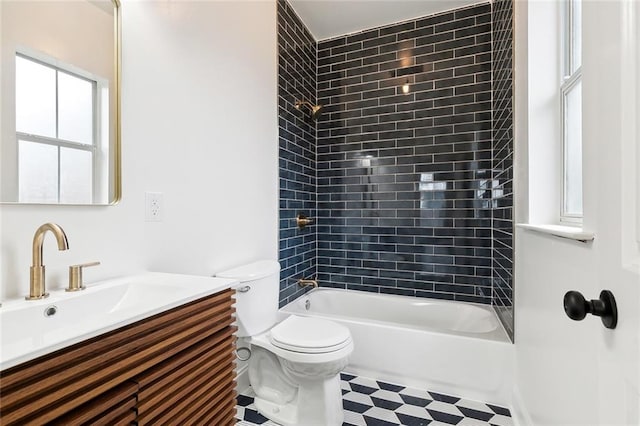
492, 0, 514, 339
315, 3, 494, 304
277, 0, 317, 307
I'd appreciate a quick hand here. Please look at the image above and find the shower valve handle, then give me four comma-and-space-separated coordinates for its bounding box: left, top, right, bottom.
563, 290, 617, 329
296, 214, 313, 229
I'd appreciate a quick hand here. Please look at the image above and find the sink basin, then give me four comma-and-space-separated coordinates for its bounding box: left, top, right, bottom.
0, 272, 237, 371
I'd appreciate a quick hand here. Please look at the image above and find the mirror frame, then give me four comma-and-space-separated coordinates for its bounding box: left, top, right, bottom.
0, 0, 122, 206
112, 0, 121, 205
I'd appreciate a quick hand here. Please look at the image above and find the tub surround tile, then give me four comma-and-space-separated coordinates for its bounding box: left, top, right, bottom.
277, 0, 318, 307
277, 0, 515, 331
316, 3, 495, 305
237, 373, 513, 426
491, 0, 514, 339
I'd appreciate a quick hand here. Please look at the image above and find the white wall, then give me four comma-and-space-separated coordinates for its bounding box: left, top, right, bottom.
0, 1, 279, 300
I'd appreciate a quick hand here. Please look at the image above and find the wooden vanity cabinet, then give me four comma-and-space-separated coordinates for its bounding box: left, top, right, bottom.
0, 289, 237, 425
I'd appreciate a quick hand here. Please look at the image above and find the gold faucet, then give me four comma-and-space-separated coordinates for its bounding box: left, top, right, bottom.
27, 223, 69, 300
298, 277, 318, 288
296, 214, 314, 229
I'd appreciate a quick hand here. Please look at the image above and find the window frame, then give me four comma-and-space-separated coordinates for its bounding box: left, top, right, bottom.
15, 52, 100, 204
560, 0, 583, 225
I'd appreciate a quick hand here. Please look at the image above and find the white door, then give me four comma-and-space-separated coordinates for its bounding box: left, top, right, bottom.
584, 0, 640, 423
513, 0, 640, 424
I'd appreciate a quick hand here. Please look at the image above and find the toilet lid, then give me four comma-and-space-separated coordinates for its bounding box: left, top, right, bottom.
270, 316, 351, 353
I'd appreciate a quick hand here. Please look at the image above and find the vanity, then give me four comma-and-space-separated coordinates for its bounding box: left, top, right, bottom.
0, 274, 238, 425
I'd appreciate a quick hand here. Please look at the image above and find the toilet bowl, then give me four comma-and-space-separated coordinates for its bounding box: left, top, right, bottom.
217, 261, 353, 426
249, 316, 353, 425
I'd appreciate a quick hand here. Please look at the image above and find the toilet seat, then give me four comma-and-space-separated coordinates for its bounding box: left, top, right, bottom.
269, 316, 352, 354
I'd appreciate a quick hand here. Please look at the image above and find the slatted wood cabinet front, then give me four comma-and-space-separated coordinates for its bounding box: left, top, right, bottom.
0, 288, 237, 425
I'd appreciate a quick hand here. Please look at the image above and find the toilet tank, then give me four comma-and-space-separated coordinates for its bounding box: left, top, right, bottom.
216, 260, 281, 337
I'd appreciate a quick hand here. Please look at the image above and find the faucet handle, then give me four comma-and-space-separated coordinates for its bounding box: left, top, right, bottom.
296, 214, 314, 229
67, 261, 100, 292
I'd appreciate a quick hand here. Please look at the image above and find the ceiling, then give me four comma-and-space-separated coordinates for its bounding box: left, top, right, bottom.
288, 0, 486, 41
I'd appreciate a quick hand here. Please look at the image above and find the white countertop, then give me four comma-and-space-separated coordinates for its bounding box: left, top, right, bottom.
0, 272, 237, 371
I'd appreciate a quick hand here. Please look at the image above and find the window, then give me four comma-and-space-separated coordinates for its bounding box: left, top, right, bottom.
561, 0, 583, 223
16, 54, 100, 204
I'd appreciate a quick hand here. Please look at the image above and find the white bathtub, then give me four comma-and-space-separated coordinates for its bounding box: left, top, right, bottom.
280, 288, 514, 406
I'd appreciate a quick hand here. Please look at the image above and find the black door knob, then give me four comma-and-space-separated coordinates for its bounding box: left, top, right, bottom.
564, 291, 589, 320
563, 290, 618, 329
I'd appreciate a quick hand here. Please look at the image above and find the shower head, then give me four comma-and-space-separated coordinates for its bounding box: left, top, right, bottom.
294, 100, 323, 121
309, 104, 323, 121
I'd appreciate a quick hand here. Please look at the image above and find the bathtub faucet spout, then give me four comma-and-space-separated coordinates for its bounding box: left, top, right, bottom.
298, 277, 318, 288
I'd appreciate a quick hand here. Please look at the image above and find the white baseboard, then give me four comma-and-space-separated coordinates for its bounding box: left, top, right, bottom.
511, 387, 533, 426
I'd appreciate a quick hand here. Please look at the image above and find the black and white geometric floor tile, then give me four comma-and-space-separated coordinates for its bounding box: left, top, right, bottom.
236, 373, 513, 426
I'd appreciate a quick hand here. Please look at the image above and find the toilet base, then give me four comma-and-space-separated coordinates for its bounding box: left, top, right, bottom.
253, 374, 344, 426
254, 395, 298, 426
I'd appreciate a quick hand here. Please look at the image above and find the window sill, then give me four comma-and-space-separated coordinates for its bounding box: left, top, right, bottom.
516, 223, 595, 242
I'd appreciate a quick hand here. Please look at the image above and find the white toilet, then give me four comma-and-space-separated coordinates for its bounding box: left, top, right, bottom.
217, 260, 353, 426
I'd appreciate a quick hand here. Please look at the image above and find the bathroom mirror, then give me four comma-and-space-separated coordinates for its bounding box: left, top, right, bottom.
0, 0, 121, 205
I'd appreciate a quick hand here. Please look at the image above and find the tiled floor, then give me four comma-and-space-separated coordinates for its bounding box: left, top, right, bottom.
236, 373, 513, 426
